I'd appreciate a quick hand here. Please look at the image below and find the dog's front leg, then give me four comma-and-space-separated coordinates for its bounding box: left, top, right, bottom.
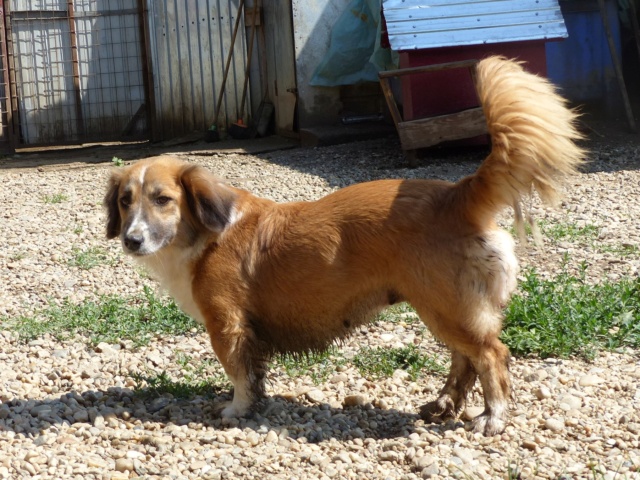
219, 372, 255, 418
205, 317, 268, 418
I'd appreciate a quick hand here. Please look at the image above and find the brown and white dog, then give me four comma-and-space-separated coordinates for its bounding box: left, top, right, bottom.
104, 57, 585, 436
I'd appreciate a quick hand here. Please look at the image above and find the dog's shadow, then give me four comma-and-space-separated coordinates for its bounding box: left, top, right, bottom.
0, 386, 462, 444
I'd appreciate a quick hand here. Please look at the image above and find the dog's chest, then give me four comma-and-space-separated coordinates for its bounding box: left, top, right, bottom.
138, 251, 205, 325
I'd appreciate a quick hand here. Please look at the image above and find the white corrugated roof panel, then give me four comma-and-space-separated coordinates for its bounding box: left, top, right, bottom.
383, 0, 567, 51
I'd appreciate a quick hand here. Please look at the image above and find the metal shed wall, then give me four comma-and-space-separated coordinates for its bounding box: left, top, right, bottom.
383, 0, 567, 51
146, 0, 253, 140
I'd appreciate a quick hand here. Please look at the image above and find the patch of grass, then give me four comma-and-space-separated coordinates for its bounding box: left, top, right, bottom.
9, 251, 27, 261
599, 243, 639, 257
112, 156, 125, 167
540, 221, 600, 243
503, 266, 640, 360
353, 344, 446, 380
130, 368, 229, 399
377, 302, 420, 324
42, 193, 69, 204
274, 347, 346, 385
68, 246, 113, 270
2, 286, 201, 346
131, 352, 230, 399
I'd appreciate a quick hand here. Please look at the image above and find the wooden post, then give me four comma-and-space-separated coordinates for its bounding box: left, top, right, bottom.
597, 0, 636, 132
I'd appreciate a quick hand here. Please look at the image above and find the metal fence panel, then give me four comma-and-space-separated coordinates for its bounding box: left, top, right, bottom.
8, 0, 149, 146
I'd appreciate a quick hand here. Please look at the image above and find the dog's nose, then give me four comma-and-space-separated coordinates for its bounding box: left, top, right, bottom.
124, 234, 144, 252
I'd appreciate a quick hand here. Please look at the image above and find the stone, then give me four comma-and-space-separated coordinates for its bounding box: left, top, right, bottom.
343, 395, 368, 408
305, 389, 325, 403
114, 458, 134, 473
545, 418, 565, 432
413, 454, 435, 470
534, 386, 552, 400
579, 375, 604, 387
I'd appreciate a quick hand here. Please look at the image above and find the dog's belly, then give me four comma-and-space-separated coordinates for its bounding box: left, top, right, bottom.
248, 288, 401, 355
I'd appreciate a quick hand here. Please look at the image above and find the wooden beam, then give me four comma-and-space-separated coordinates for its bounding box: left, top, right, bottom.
397, 107, 486, 151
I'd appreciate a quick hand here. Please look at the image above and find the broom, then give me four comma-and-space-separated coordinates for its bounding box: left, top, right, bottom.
206, 0, 245, 142
228, 2, 259, 139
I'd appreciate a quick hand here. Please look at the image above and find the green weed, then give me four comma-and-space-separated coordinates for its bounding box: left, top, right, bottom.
503, 267, 640, 360
130, 368, 229, 399
42, 193, 69, 204
540, 221, 600, 243
275, 347, 346, 385
68, 246, 113, 270
2, 286, 200, 347
353, 344, 446, 380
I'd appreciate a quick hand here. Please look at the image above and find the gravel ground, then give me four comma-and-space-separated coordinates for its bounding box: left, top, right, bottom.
0, 131, 639, 480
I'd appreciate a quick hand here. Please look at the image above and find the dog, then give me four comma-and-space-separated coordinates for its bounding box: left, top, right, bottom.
104, 56, 585, 436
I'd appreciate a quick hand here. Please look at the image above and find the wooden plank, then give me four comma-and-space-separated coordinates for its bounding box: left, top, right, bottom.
397, 107, 486, 151
378, 59, 478, 79
378, 76, 402, 129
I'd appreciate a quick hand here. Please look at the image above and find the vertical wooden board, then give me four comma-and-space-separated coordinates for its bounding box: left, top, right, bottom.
263, 0, 296, 135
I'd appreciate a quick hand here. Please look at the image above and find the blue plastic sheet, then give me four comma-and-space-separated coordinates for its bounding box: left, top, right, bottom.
310, 0, 398, 86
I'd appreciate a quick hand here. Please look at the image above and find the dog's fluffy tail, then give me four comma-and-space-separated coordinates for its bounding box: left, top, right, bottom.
456, 56, 586, 236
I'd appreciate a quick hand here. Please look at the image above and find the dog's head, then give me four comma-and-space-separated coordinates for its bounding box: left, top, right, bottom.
104, 156, 237, 256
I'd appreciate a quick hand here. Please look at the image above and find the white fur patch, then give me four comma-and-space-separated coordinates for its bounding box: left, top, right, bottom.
220, 374, 253, 418
228, 205, 243, 226
137, 241, 207, 325
484, 229, 518, 306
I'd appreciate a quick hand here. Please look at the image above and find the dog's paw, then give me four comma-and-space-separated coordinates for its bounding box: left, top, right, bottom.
419, 396, 457, 423
470, 411, 507, 436
213, 400, 250, 419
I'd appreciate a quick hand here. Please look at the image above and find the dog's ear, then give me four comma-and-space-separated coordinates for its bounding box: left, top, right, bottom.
180, 165, 237, 233
104, 170, 123, 239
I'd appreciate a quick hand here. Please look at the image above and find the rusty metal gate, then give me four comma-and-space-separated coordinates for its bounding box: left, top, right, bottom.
2, 0, 150, 149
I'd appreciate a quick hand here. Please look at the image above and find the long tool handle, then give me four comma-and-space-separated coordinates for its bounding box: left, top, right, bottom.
213, 0, 245, 125
238, 2, 259, 121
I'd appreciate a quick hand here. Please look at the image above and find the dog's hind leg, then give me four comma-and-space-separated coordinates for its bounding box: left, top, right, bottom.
414, 304, 511, 435
465, 337, 511, 436
419, 350, 477, 423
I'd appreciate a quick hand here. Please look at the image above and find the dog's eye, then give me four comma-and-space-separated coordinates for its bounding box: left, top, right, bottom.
120, 197, 131, 208
155, 196, 172, 206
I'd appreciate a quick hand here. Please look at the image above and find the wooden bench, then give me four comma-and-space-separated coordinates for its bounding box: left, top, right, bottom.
378, 59, 488, 166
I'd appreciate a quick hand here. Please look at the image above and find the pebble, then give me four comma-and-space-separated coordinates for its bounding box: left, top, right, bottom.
305, 389, 325, 403
534, 386, 552, 400
343, 395, 368, 407
545, 418, 566, 432
579, 375, 604, 387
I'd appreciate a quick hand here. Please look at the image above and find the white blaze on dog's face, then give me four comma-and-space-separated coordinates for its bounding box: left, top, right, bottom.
116, 163, 182, 255
104, 156, 238, 256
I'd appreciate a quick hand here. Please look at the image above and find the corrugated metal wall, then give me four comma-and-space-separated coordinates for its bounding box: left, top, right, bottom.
8, 0, 149, 145
146, 0, 251, 140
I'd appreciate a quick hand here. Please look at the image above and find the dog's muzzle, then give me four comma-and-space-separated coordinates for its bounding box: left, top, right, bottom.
123, 233, 144, 252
